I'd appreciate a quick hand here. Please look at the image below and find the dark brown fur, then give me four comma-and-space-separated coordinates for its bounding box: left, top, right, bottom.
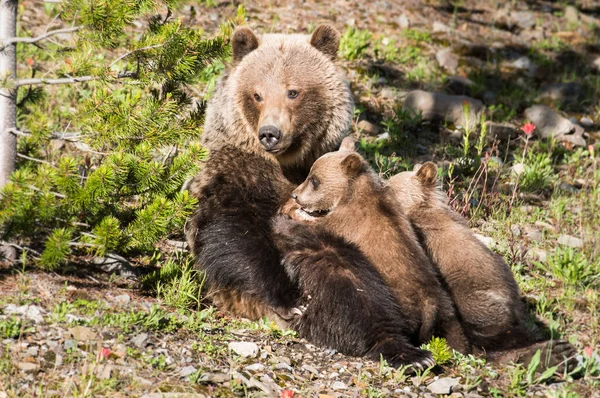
284, 147, 470, 353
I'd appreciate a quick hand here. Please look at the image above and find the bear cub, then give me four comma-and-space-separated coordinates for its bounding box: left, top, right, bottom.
388, 163, 577, 369
279, 139, 470, 357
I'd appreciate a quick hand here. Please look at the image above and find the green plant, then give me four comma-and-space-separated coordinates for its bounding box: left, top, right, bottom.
0, 317, 24, 339
340, 27, 372, 61
142, 253, 205, 310
536, 247, 598, 287
421, 336, 452, 365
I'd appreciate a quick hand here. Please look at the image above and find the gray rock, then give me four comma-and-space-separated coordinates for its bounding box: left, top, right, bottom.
564, 6, 579, 25
529, 248, 548, 262
427, 377, 460, 395
557, 235, 583, 248
524, 105, 586, 146
436, 49, 459, 73
484, 121, 517, 141
524, 226, 543, 242
511, 163, 525, 175
511, 225, 522, 237
245, 363, 265, 372
131, 333, 150, 349
510, 56, 536, 73
64, 339, 77, 350
198, 372, 229, 383
511, 11, 536, 30
380, 87, 396, 100
228, 341, 259, 358
538, 82, 584, 105
114, 294, 131, 305
580, 117, 594, 128
3, 304, 45, 323
474, 234, 495, 249
68, 326, 97, 341
179, 365, 197, 378
357, 120, 381, 135
301, 364, 319, 375
331, 381, 347, 390
397, 13, 410, 29
93, 254, 139, 278
275, 362, 293, 372
433, 21, 451, 33
403, 90, 484, 126
534, 221, 558, 233
445, 75, 475, 95
17, 362, 39, 373
376, 132, 390, 141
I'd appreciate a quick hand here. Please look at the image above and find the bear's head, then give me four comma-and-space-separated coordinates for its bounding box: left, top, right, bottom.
229, 25, 353, 170
387, 162, 442, 215
287, 137, 366, 218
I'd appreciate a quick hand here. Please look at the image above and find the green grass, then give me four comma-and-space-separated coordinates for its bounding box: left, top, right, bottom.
340, 27, 372, 61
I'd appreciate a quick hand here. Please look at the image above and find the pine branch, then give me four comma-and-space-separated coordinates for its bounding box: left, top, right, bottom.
0, 26, 81, 50
6, 128, 81, 141
109, 43, 167, 68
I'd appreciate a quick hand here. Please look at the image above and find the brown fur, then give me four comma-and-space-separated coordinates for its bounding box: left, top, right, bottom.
201, 25, 354, 184
283, 147, 470, 353
387, 162, 578, 371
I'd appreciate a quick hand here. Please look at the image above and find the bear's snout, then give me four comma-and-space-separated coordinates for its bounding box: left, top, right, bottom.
259, 125, 281, 151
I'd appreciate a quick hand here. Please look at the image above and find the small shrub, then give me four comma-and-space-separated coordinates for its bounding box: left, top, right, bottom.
421, 336, 452, 365
536, 247, 598, 287
340, 28, 372, 61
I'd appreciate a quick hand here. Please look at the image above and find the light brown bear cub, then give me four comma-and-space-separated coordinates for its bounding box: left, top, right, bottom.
282, 139, 470, 354
388, 163, 577, 368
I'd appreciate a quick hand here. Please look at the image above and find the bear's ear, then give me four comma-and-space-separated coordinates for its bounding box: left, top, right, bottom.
310, 25, 341, 60
415, 162, 438, 187
232, 27, 259, 63
341, 152, 363, 176
338, 136, 356, 152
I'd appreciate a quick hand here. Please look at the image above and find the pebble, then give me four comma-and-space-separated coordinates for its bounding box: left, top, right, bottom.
275, 362, 293, 372
357, 120, 381, 135
228, 341, 259, 358
131, 333, 150, 349
301, 364, 319, 375
3, 304, 45, 323
427, 377, 460, 395
557, 234, 583, 248
245, 363, 265, 371
524, 226, 543, 242
331, 381, 347, 390
68, 326, 97, 341
474, 234, 495, 249
511, 163, 525, 175
17, 362, 39, 373
380, 87, 396, 100
64, 339, 77, 350
436, 49, 459, 73
580, 117, 594, 128
403, 90, 484, 126
179, 365, 197, 378
397, 13, 410, 29
432, 21, 451, 33
524, 105, 586, 146
114, 294, 131, 305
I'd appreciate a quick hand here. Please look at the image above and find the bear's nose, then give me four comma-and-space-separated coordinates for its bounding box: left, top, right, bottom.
258, 126, 281, 150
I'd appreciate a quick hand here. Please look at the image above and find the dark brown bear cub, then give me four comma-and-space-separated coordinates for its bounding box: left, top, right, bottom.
281, 141, 470, 354
272, 216, 435, 369
388, 163, 577, 369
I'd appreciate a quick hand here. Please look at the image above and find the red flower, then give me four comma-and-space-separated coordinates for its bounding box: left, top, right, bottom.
100, 347, 111, 360
280, 390, 295, 398
584, 346, 594, 358
520, 123, 536, 136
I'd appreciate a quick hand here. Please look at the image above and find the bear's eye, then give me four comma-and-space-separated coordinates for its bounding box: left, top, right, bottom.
309, 176, 320, 189
253, 93, 262, 102
287, 90, 299, 99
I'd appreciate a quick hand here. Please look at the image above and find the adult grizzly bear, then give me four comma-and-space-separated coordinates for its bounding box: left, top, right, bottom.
185, 25, 353, 323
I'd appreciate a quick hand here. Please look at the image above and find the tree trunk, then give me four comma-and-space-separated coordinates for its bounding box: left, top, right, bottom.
0, 0, 17, 188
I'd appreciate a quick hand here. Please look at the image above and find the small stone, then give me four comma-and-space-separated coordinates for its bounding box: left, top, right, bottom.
331, 381, 347, 390
436, 49, 459, 73
245, 363, 265, 371
302, 364, 319, 375
179, 365, 197, 378
26, 346, 39, 357
228, 342, 259, 358
3, 304, 45, 323
68, 326, 97, 342
397, 14, 410, 29
510, 56, 535, 72
432, 21, 451, 33
97, 364, 113, 380
523, 226, 543, 242
131, 333, 149, 349
403, 90, 484, 126
427, 377, 460, 395
534, 221, 558, 234
511, 225, 522, 237
376, 132, 390, 141
559, 182, 581, 194
511, 163, 525, 175
64, 339, 77, 350
511, 11, 536, 30
524, 105, 586, 146
529, 248, 548, 262
564, 6, 579, 25
474, 234, 495, 249
17, 362, 39, 373
557, 234, 583, 248
380, 87, 396, 100
593, 57, 600, 72
275, 362, 293, 372
114, 294, 131, 305
580, 117, 594, 128
357, 120, 381, 135
198, 373, 229, 383
484, 121, 517, 141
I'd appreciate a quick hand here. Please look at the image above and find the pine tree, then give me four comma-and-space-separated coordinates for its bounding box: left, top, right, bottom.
0, 0, 243, 268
